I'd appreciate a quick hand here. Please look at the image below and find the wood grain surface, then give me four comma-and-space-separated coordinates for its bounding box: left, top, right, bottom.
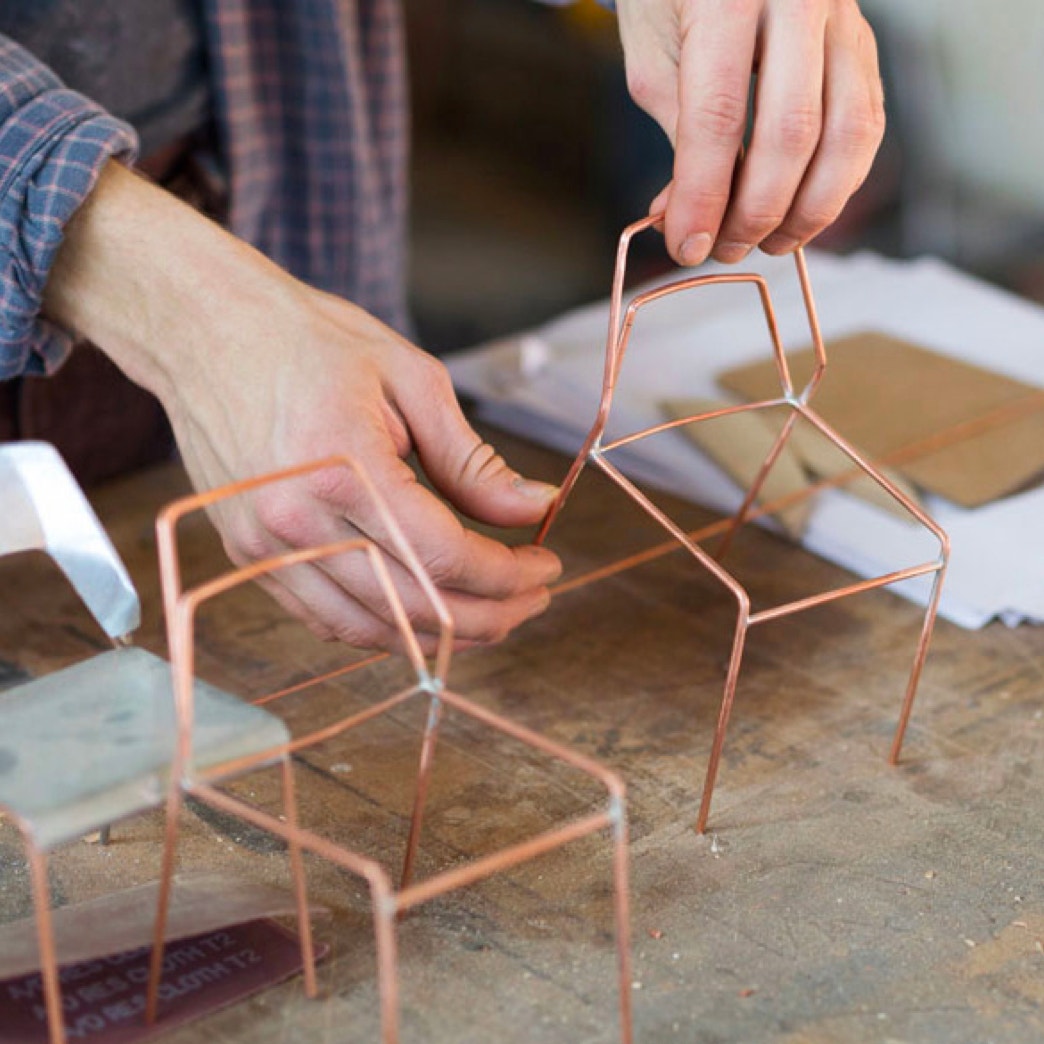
1, 429, 1040, 1044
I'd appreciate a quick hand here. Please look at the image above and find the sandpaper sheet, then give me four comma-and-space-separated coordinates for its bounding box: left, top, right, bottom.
718, 331, 1044, 508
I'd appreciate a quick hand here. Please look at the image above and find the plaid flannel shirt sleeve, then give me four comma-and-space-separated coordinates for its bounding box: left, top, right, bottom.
0, 35, 138, 379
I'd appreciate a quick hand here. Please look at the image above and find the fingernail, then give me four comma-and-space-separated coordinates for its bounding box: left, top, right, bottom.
760, 233, 801, 255
512, 476, 559, 503
541, 556, 563, 584
715, 241, 754, 264
520, 544, 563, 584
679, 232, 713, 267
525, 589, 551, 620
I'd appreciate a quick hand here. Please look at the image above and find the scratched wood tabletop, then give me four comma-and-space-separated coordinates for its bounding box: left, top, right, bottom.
1, 428, 1041, 1044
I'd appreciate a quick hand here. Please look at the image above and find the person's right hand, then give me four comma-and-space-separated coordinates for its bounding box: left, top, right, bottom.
44, 162, 562, 652
616, 0, 885, 266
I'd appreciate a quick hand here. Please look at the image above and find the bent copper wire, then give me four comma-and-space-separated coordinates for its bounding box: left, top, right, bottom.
148, 456, 633, 1044
536, 215, 950, 835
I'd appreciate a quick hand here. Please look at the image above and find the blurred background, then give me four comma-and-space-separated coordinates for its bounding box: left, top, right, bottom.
404, 0, 1044, 353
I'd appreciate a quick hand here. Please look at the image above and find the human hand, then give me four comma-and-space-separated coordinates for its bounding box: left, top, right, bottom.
615, 0, 885, 265
168, 284, 563, 653
44, 163, 562, 652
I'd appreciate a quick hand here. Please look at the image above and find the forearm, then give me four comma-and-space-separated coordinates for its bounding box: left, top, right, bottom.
42, 160, 300, 409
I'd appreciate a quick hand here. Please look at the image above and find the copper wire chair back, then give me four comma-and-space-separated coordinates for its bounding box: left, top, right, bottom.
538, 216, 950, 835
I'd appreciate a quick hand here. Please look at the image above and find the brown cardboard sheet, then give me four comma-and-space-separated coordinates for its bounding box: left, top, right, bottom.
717, 331, 1044, 508
663, 398, 921, 528
661, 399, 813, 537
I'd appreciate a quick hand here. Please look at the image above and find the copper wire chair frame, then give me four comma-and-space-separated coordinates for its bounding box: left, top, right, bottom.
145, 455, 634, 1044
536, 215, 951, 835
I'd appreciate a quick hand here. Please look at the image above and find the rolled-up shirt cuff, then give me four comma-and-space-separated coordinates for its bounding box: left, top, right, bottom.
0, 88, 138, 378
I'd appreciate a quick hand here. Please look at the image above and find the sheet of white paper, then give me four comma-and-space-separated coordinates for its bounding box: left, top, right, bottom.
448, 251, 1044, 630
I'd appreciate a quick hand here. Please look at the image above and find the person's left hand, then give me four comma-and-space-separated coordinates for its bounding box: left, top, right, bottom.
615, 0, 885, 265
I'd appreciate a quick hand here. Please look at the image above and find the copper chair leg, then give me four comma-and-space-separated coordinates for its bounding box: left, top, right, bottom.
370, 874, 402, 1044
145, 784, 185, 1024
282, 755, 318, 998
610, 806, 634, 1044
400, 692, 444, 891
24, 837, 65, 1044
890, 565, 949, 764
696, 608, 751, 835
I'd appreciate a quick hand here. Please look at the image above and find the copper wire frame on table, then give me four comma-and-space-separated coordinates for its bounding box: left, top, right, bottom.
145, 456, 633, 1044
535, 215, 951, 836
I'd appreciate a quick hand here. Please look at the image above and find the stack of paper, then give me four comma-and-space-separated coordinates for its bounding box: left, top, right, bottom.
447, 251, 1044, 629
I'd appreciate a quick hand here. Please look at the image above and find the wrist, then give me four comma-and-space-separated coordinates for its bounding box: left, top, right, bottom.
42, 160, 301, 409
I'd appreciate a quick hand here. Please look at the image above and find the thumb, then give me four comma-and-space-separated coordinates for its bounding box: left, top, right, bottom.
399, 358, 559, 528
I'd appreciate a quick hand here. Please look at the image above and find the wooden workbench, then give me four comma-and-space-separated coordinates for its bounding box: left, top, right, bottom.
1, 429, 1041, 1043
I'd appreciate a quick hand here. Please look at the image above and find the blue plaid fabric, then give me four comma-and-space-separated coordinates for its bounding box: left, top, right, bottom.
0, 37, 137, 378
0, 0, 409, 380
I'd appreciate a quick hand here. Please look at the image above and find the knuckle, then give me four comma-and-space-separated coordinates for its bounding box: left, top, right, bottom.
856, 10, 881, 55
828, 101, 885, 156
253, 490, 313, 547
333, 620, 388, 651
406, 351, 459, 417
671, 185, 729, 220
227, 522, 273, 565
691, 90, 749, 143
734, 200, 790, 240
414, 349, 453, 392
774, 106, 822, 158
306, 464, 365, 513
786, 201, 843, 240
870, 94, 887, 140
374, 583, 431, 636
398, 608, 434, 644
422, 544, 466, 589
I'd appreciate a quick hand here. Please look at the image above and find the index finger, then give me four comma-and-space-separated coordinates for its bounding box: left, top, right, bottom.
308, 445, 562, 602
666, 1, 760, 266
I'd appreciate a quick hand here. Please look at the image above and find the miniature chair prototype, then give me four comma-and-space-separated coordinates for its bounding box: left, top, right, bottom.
536, 216, 951, 835
0, 442, 291, 1044
147, 456, 633, 1044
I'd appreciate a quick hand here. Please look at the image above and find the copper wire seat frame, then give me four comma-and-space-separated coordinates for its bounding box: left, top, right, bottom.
536, 215, 951, 835
146, 456, 633, 1044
